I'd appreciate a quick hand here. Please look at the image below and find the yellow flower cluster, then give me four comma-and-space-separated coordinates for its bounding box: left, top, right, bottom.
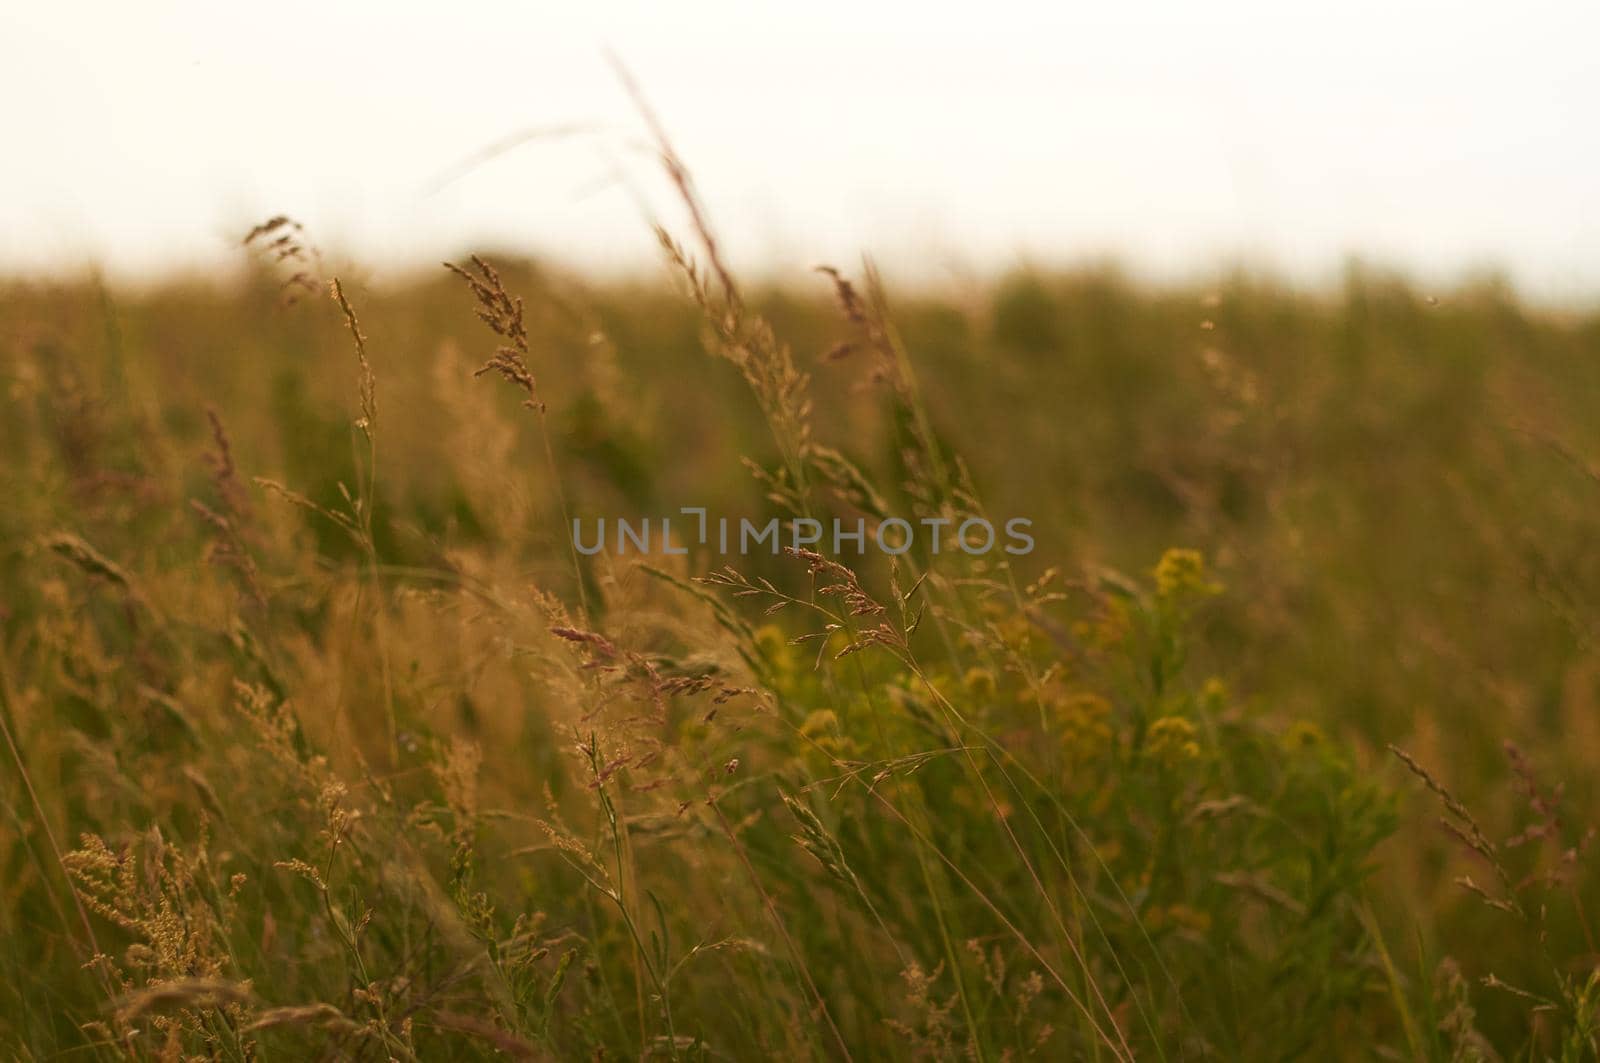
1146, 716, 1201, 767
1153, 548, 1222, 602
1048, 690, 1114, 763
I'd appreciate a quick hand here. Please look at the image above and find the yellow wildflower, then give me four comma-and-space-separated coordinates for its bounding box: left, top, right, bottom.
1146, 716, 1201, 767
1153, 548, 1222, 601
1052, 691, 1114, 762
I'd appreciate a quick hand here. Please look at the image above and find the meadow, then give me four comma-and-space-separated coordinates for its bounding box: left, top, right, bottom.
2, 200, 1599, 1059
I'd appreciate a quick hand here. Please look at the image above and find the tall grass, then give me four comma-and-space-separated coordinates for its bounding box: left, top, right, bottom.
1, 188, 1598, 1056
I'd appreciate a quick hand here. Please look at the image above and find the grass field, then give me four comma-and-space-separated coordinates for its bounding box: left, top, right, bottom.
3, 201, 1600, 1059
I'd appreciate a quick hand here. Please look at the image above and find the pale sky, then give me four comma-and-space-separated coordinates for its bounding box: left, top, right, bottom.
3, 1, 1598, 295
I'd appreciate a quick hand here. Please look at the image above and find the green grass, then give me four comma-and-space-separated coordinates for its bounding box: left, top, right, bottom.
1, 234, 1598, 1059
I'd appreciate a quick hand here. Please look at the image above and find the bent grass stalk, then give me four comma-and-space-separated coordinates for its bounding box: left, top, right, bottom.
331, 278, 400, 767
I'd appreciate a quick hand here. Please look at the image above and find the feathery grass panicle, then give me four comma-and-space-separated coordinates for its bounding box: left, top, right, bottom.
244, 215, 322, 304
445, 255, 542, 411
330, 278, 378, 442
